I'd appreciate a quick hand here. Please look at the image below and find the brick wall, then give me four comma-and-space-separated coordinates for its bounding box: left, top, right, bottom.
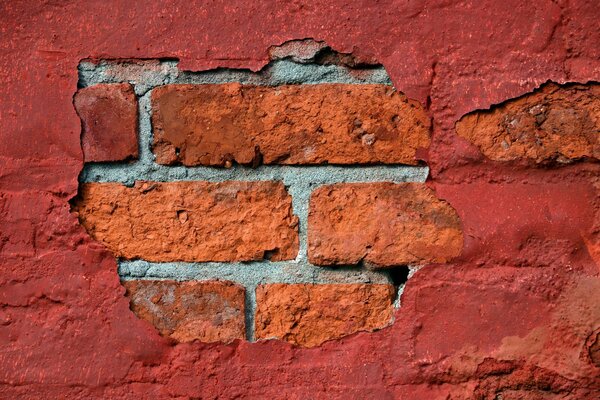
70, 42, 600, 357
69, 43, 600, 353
71, 50, 464, 346
3, 3, 600, 398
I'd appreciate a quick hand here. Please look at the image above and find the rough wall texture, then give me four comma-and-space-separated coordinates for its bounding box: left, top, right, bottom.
151, 83, 430, 166
72, 59, 436, 347
74, 83, 139, 162
308, 183, 463, 267
73, 181, 299, 262
1, 1, 599, 399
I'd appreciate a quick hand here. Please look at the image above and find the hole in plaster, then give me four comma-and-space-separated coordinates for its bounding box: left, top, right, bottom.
70, 39, 434, 348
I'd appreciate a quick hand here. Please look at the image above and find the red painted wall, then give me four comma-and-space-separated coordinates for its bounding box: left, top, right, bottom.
1, 1, 599, 398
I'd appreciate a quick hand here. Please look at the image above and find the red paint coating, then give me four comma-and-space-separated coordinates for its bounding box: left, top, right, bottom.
1, 1, 599, 398
434, 175, 600, 271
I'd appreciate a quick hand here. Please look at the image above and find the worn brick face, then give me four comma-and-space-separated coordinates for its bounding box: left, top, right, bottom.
123, 280, 245, 343
72, 181, 299, 262
308, 183, 463, 267
151, 83, 430, 166
254, 284, 395, 347
74, 83, 139, 162
456, 83, 600, 163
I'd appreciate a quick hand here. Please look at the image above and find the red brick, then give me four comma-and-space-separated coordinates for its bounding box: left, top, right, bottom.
151, 83, 430, 166
254, 283, 395, 347
308, 183, 463, 267
74, 83, 139, 162
456, 83, 600, 163
123, 280, 245, 343
72, 181, 298, 262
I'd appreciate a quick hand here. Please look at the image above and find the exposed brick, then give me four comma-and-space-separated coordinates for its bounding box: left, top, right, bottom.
151, 83, 430, 166
254, 283, 395, 347
123, 280, 245, 343
308, 183, 463, 267
74, 83, 139, 162
72, 181, 299, 262
456, 82, 600, 163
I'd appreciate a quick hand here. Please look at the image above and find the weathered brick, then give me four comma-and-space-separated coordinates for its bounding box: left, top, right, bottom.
123, 280, 245, 343
456, 82, 600, 163
308, 183, 463, 267
74, 83, 138, 162
151, 83, 430, 166
72, 181, 298, 262
255, 283, 395, 347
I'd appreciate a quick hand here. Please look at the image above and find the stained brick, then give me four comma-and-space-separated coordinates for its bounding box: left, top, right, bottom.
151, 83, 430, 166
123, 280, 245, 343
74, 83, 139, 162
72, 181, 299, 262
255, 283, 395, 347
308, 183, 463, 267
456, 83, 600, 163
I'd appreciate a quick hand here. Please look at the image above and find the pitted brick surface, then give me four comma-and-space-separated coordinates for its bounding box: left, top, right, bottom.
72, 181, 299, 262
255, 283, 395, 347
308, 183, 463, 267
151, 83, 430, 166
456, 83, 600, 164
123, 280, 245, 343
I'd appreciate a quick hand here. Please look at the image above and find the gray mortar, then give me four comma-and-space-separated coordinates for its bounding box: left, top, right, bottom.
78, 58, 426, 341
78, 58, 391, 93
79, 60, 180, 95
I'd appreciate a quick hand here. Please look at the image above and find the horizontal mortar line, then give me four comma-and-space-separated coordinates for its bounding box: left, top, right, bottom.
79, 80, 394, 88
118, 260, 394, 285
145, 76, 392, 87
80, 164, 429, 184
79, 78, 395, 92
78, 60, 393, 89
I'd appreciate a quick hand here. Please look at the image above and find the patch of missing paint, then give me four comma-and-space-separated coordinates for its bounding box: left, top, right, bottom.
72, 40, 431, 346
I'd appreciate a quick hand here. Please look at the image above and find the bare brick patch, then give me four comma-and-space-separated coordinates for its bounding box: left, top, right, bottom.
456, 82, 600, 164
255, 283, 395, 347
72, 181, 299, 262
123, 280, 245, 343
308, 183, 463, 267
71, 45, 459, 347
151, 83, 430, 166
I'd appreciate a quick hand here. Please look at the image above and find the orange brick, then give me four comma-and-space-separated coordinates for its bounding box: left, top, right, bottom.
72, 181, 298, 262
151, 83, 430, 166
123, 280, 245, 343
308, 183, 462, 267
456, 83, 600, 163
255, 283, 395, 347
